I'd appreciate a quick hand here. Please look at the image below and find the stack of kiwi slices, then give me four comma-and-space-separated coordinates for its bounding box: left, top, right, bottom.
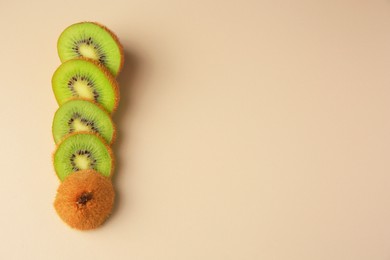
51, 22, 123, 230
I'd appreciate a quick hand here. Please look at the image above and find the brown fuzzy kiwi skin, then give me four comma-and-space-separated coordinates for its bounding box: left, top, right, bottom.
57, 21, 124, 77
52, 132, 115, 182
52, 57, 120, 114
54, 170, 115, 230
51, 97, 117, 146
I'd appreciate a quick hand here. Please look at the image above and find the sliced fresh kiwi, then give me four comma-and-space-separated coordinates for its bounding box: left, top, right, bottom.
52, 99, 115, 145
54, 169, 115, 230
52, 58, 119, 113
53, 133, 114, 181
57, 22, 124, 77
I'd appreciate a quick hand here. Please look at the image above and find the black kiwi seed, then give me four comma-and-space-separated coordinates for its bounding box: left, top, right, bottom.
72, 39, 106, 65
70, 150, 97, 171
67, 75, 100, 101
67, 112, 99, 133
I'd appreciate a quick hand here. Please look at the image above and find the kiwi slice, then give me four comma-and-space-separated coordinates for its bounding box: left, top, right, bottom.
54, 170, 115, 230
52, 58, 119, 113
52, 99, 115, 145
57, 22, 123, 77
53, 133, 114, 181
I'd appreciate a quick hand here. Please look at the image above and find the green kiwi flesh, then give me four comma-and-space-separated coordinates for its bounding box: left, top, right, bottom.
52, 99, 115, 145
54, 133, 114, 181
57, 22, 123, 77
52, 58, 119, 113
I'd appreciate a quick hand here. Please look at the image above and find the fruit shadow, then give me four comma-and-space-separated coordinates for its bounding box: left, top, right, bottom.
110, 49, 142, 218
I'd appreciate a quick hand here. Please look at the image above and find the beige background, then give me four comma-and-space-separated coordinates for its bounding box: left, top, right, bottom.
0, 0, 389, 259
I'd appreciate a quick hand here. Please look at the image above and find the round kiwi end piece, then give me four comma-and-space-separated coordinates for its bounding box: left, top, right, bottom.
54, 170, 115, 230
